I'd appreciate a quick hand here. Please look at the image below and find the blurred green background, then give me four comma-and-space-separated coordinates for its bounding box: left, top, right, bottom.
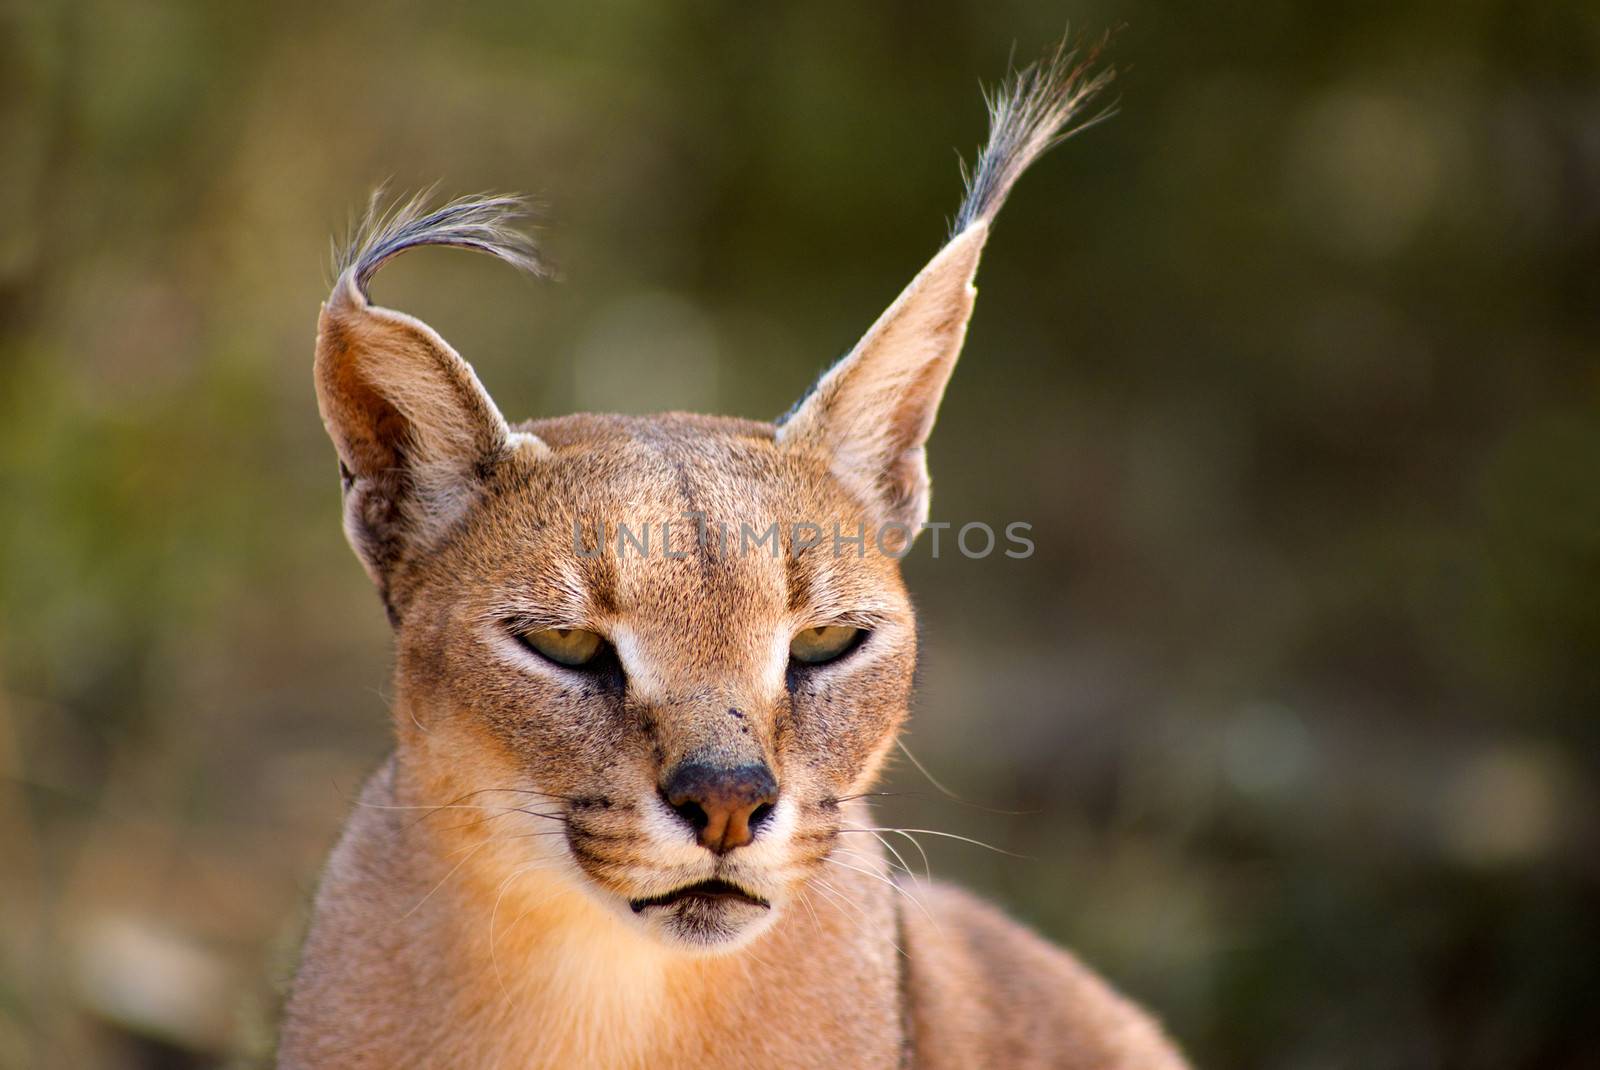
3, 1, 1598, 1067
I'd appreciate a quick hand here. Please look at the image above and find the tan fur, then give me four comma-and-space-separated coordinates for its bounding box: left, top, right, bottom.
283, 36, 1187, 1069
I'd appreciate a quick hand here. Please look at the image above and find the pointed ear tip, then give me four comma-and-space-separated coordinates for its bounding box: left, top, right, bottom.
939, 221, 991, 275
953, 219, 991, 242
322, 271, 369, 317
315, 279, 398, 371
950, 220, 990, 250
319, 282, 441, 351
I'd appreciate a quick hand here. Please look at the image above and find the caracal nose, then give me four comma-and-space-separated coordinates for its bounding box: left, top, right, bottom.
661, 761, 779, 854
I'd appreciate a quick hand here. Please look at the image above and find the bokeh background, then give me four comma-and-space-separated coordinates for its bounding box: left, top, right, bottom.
3, 1, 1598, 1067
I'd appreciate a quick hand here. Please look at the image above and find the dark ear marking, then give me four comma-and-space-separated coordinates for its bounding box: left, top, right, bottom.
952, 30, 1118, 235
335, 188, 547, 299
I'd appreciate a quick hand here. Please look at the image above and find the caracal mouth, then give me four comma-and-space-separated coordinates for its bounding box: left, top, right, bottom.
629, 878, 770, 913
625, 876, 777, 949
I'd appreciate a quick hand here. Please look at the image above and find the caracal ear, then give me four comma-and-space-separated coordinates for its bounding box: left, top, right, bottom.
776, 33, 1115, 534
315, 193, 547, 598
775, 228, 986, 533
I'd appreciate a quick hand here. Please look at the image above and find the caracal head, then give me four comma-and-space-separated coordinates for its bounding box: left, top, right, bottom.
313, 43, 1112, 950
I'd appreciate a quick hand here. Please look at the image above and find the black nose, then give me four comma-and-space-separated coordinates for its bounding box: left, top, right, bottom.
660, 761, 778, 854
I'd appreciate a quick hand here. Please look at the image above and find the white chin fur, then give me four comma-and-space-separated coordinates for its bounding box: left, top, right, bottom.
634, 896, 781, 953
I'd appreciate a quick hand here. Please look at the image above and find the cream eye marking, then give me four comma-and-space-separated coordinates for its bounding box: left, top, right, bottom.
609, 627, 669, 706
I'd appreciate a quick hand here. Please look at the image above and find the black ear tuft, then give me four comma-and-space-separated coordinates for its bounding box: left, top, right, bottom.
335, 189, 547, 300
952, 30, 1117, 236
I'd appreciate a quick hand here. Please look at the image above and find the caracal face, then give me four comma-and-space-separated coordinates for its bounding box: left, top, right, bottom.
312, 41, 1115, 957
391, 413, 915, 949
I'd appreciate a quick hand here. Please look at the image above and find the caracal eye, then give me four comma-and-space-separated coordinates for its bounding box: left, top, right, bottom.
518, 627, 604, 667
789, 625, 863, 665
